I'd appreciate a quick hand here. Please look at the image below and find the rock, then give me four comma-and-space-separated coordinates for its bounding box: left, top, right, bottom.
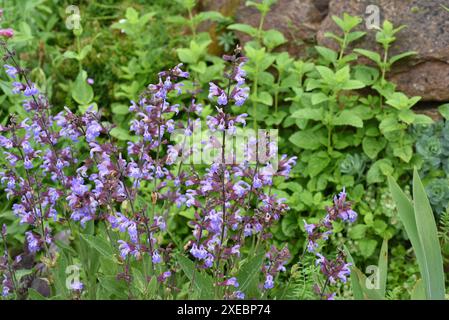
414, 101, 445, 121
198, 0, 242, 16
317, 0, 449, 101
197, 0, 244, 55
199, 0, 330, 57
390, 62, 449, 101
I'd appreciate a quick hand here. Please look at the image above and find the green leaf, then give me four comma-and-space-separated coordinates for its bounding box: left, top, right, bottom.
362, 136, 386, 159
27, 288, 47, 300
411, 279, 426, 300
359, 239, 377, 258
306, 151, 330, 177
131, 267, 147, 295
367, 159, 393, 184
110, 127, 134, 141
388, 176, 430, 299
79, 44, 93, 60
315, 46, 338, 63
377, 238, 388, 298
386, 92, 421, 110
332, 14, 362, 33
398, 109, 416, 124
195, 11, 224, 24
392, 144, 413, 163
379, 117, 401, 133
263, 29, 287, 50
177, 48, 196, 64
227, 23, 258, 37
257, 91, 273, 105
413, 114, 433, 125
348, 224, 368, 240
111, 103, 129, 116
63, 50, 79, 60
99, 275, 128, 299
412, 169, 445, 299
316, 65, 335, 83
389, 51, 416, 65
347, 31, 366, 43
341, 80, 365, 91
332, 110, 363, 128
311, 93, 328, 105
125, 7, 139, 23
353, 65, 379, 86
354, 49, 382, 65
291, 108, 323, 121
289, 130, 324, 150
80, 234, 114, 259
438, 103, 449, 120
176, 254, 215, 299
344, 247, 363, 300
72, 70, 94, 105
236, 252, 265, 297
52, 252, 69, 298
344, 247, 384, 300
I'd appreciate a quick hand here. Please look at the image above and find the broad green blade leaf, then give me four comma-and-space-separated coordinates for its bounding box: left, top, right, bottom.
99, 275, 128, 299
377, 238, 388, 297
236, 251, 265, 298
412, 168, 445, 299
411, 279, 426, 300
344, 246, 384, 300
388, 176, 427, 295
344, 246, 363, 300
80, 234, 114, 259
176, 254, 214, 299
52, 252, 69, 298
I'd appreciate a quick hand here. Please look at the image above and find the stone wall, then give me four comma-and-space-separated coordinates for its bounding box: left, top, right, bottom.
199, 0, 449, 112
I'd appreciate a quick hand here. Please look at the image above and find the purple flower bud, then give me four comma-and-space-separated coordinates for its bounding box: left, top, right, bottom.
0, 136, 13, 149
303, 220, 315, 235
24, 84, 39, 97
117, 240, 128, 257
85, 121, 102, 142
190, 243, 208, 260
23, 157, 33, 169
152, 250, 162, 264
12, 82, 23, 94
231, 86, 249, 107
70, 280, 84, 291
223, 277, 239, 287
217, 92, 228, 106
264, 274, 274, 289
0, 28, 14, 38
4, 64, 17, 78
234, 291, 245, 299
25, 231, 40, 253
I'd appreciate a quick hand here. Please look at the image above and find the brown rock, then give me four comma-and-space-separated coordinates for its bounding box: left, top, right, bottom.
199, 0, 330, 57
390, 62, 449, 101
317, 0, 449, 101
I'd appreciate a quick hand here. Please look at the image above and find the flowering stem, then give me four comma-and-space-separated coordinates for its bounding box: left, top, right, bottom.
1, 232, 19, 298
320, 277, 330, 300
